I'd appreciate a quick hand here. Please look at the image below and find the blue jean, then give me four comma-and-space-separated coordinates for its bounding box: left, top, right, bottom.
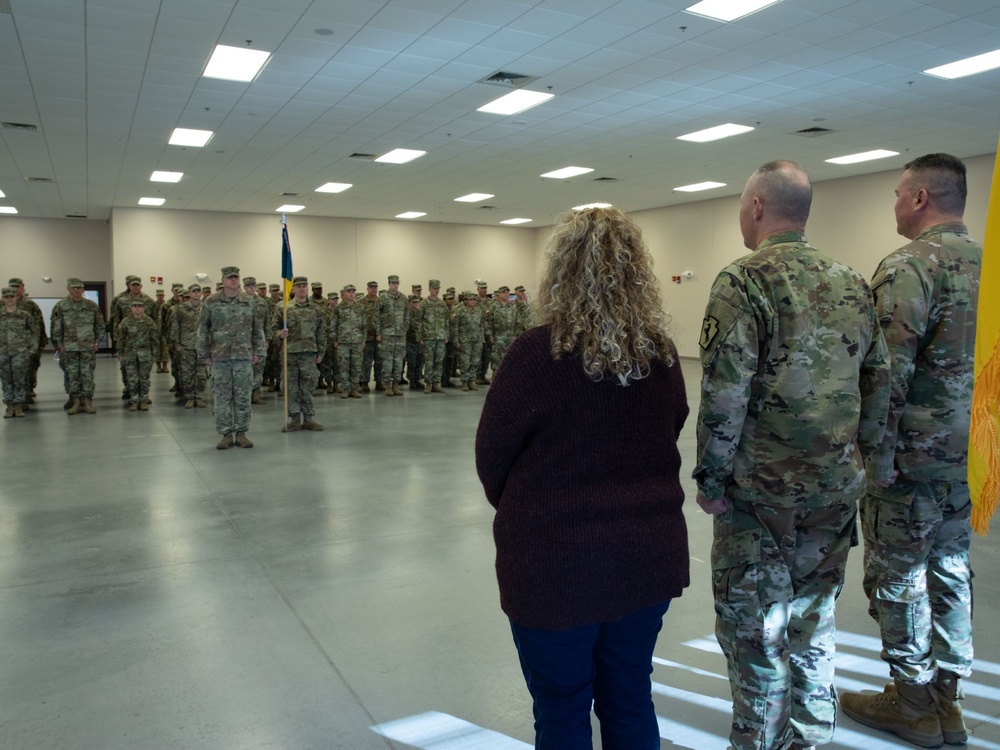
509, 599, 670, 750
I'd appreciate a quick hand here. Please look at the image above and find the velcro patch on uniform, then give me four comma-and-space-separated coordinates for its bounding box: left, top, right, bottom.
699, 295, 742, 362
870, 265, 896, 323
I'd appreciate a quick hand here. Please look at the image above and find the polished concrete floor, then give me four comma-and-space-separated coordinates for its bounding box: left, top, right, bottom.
1, 356, 998, 749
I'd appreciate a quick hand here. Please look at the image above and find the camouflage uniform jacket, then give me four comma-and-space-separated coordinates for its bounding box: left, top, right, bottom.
197, 291, 266, 361
115, 315, 159, 358
273, 299, 326, 354
406, 308, 421, 344
488, 303, 521, 341
515, 300, 532, 332
359, 294, 380, 338
169, 302, 203, 350
376, 291, 409, 337
694, 230, 891, 507
112, 292, 156, 330
454, 304, 485, 343
868, 222, 981, 484
418, 297, 450, 341
50, 297, 104, 351
331, 302, 366, 345
17, 297, 48, 348
0, 308, 39, 355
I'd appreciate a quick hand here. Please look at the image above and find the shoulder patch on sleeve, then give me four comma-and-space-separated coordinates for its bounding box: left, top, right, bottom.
699, 294, 742, 360
870, 265, 896, 323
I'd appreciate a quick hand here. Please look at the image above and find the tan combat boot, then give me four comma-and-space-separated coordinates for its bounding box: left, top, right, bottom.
461, 381, 470, 391
194, 398, 206, 408
3, 404, 13, 419
302, 417, 323, 431
931, 670, 968, 745
13, 403, 25, 418
424, 382, 433, 394
82, 398, 96, 414
139, 401, 149, 411
340, 389, 350, 399
251, 389, 264, 405
392, 382, 403, 396
432, 382, 444, 393
469, 380, 479, 391
349, 389, 362, 399
841, 680, 943, 748
185, 399, 195, 409
234, 432, 253, 448
385, 383, 394, 397
128, 402, 138, 412
217, 433, 233, 450
66, 398, 81, 415
282, 416, 302, 432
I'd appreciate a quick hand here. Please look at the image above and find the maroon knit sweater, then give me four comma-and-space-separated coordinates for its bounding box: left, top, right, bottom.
475, 325, 690, 630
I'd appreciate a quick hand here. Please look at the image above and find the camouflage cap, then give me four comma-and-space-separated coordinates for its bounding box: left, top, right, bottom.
408, 294, 420, 303
155, 288, 165, 295
443, 292, 454, 300
268, 283, 280, 291
292, 276, 308, 286
327, 292, 339, 299
67, 277, 85, 288
497, 285, 510, 293
411, 283, 421, 290
243, 276, 256, 286
221, 266, 240, 278
446, 286, 456, 293
180, 289, 191, 298
476, 280, 488, 288
7, 278, 24, 287
202, 286, 212, 293
215, 282, 223, 289
188, 283, 202, 292
311, 281, 322, 289
463, 289, 476, 298
171, 282, 184, 290
428, 279, 441, 288
387, 275, 400, 283
367, 280, 378, 288
129, 299, 146, 307
1, 287, 15, 297
125, 275, 141, 285
342, 284, 356, 293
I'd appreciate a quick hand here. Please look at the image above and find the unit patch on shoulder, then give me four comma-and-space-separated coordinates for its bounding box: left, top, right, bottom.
700, 316, 720, 350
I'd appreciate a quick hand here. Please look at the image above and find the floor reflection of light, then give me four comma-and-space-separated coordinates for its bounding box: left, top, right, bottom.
372, 710, 530, 749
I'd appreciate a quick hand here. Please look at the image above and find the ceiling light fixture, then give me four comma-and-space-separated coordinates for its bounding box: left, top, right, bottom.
685, 0, 781, 22
825, 149, 899, 165
150, 170, 183, 183
572, 202, 613, 210
138, 197, 165, 206
924, 49, 1000, 79
541, 166, 594, 179
0, 189, 5, 198
169, 128, 214, 147
315, 182, 353, 193
674, 181, 727, 192
203, 44, 270, 82
678, 123, 754, 142
477, 90, 555, 116
396, 211, 426, 219
0, 206, 17, 214
500, 218, 532, 225
276, 204, 305, 213
375, 148, 426, 164
455, 193, 495, 202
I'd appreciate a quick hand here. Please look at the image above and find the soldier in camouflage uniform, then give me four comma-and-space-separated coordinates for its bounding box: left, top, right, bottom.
840, 154, 981, 748
242, 276, 269, 405
441, 291, 458, 386
161, 282, 184, 380
116, 299, 159, 411
330, 284, 365, 399
8, 278, 47, 402
275, 276, 326, 432
170, 284, 207, 408
693, 161, 891, 750
0, 286, 38, 418
488, 285, 520, 373
322, 291, 340, 393
198, 266, 266, 450
405, 295, 424, 390
265, 283, 282, 391
454, 291, 485, 391
359, 280, 383, 392
112, 275, 157, 401
418, 279, 450, 393
474, 280, 493, 384
376, 274, 409, 396
514, 285, 532, 333
50, 277, 104, 415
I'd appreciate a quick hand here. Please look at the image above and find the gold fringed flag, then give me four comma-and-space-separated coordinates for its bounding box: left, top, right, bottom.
970, 144, 1000, 535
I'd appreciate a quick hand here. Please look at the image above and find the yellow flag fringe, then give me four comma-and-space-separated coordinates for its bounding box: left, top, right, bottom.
971, 345, 1000, 535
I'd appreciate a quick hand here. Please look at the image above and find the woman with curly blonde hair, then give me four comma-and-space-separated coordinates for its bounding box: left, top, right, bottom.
476, 207, 690, 749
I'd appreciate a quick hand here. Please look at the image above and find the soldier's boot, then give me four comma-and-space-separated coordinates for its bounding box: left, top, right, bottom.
82, 398, 96, 414
13, 404, 25, 418
217, 433, 233, 450
67, 398, 81, 415
931, 670, 968, 745
139, 401, 149, 411
392, 382, 403, 396
349, 389, 362, 399
185, 399, 195, 409
194, 399, 207, 408
302, 417, 323, 431
841, 681, 943, 748
461, 381, 470, 392
142, 397, 152, 405
3, 404, 13, 419
340, 389, 350, 399
424, 382, 433, 394
469, 381, 479, 391
282, 415, 302, 433
129, 402, 138, 412
64, 396, 75, 410
251, 389, 265, 405
234, 432, 253, 448
432, 382, 444, 393
384, 382, 394, 397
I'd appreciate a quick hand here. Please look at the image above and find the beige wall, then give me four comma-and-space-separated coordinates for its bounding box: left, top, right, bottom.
0, 217, 111, 297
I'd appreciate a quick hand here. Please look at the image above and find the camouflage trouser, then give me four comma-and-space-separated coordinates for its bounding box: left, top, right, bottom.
362, 337, 382, 385
478, 339, 492, 378
0, 351, 31, 404
491, 336, 513, 372
253, 355, 265, 392
211, 359, 253, 435
406, 340, 423, 383
121, 352, 153, 403
321, 344, 338, 385
457, 339, 483, 383
443, 341, 456, 380
712, 498, 856, 750
422, 339, 445, 384
61, 350, 97, 398
860, 479, 973, 684
266, 342, 281, 387
337, 342, 363, 390
381, 334, 405, 384
177, 348, 206, 399
157, 335, 169, 366
286, 351, 318, 417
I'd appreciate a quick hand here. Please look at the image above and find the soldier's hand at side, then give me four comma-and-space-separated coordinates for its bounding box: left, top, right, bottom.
696, 493, 729, 515
252, 355, 260, 365
872, 469, 899, 489
202, 357, 212, 366
278, 329, 289, 339
315, 355, 322, 364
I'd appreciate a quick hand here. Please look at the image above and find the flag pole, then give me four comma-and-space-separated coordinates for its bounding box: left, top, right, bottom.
281, 215, 290, 426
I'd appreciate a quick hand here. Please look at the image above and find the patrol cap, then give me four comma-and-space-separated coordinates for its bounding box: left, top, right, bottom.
476, 280, 488, 288
243, 276, 256, 286
1, 287, 15, 297
215, 282, 224, 289
221, 266, 240, 278
342, 284, 357, 293
156, 288, 165, 295
497, 285, 510, 293
367, 280, 378, 288
463, 289, 475, 298
387, 274, 399, 283
268, 283, 280, 291
443, 292, 454, 300
130, 299, 145, 307
411, 283, 421, 290
67, 277, 85, 288
188, 283, 202, 292
428, 279, 440, 289
292, 276, 308, 286
171, 282, 184, 290
408, 294, 420, 303
446, 286, 456, 293
202, 286, 212, 293
327, 292, 339, 299
311, 281, 322, 289
181, 289, 191, 298
126, 275, 141, 285
515, 285, 526, 292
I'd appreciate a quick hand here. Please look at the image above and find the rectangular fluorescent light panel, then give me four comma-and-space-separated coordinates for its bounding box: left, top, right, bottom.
315, 182, 353, 193
500, 218, 532, 225
572, 202, 613, 210
375, 149, 426, 164
826, 150, 899, 165
678, 123, 754, 142
203, 44, 270, 82
150, 170, 183, 183
276, 204, 305, 213
455, 193, 494, 202
541, 166, 594, 179
138, 197, 165, 206
169, 128, 213, 147
0, 206, 17, 214
685, 0, 780, 22
674, 181, 726, 192
924, 49, 1000, 79
396, 212, 426, 219
0, 189, 5, 198
477, 90, 554, 116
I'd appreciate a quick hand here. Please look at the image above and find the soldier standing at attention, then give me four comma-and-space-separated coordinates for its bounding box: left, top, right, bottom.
331, 284, 365, 399
170, 284, 207, 408
405, 295, 424, 390
242, 276, 268, 405
162, 282, 185, 384
488, 285, 519, 373
323, 291, 340, 394
441, 291, 457, 386
514, 285, 531, 333
0, 286, 38, 418
840, 154, 981, 748
8, 278, 47, 404
376, 274, 409, 397
153, 288, 167, 373
116, 299, 159, 411
265, 283, 282, 391
275, 276, 326, 432
50, 277, 104, 415
418, 279, 449, 393
112, 276, 156, 402
198, 266, 265, 450
474, 280, 493, 384
693, 160, 890, 750
359, 280, 382, 392
454, 291, 485, 391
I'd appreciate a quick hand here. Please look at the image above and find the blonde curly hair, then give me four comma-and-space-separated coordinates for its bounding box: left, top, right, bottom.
536, 207, 674, 384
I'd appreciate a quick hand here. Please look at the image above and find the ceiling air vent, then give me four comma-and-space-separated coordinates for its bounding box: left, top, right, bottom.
2, 121, 38, 132
480, 71, 537, 88
66, 214, 87, 219
349, 152, 376, 160
280, 192, 301, 197
793, 127, 834, 137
